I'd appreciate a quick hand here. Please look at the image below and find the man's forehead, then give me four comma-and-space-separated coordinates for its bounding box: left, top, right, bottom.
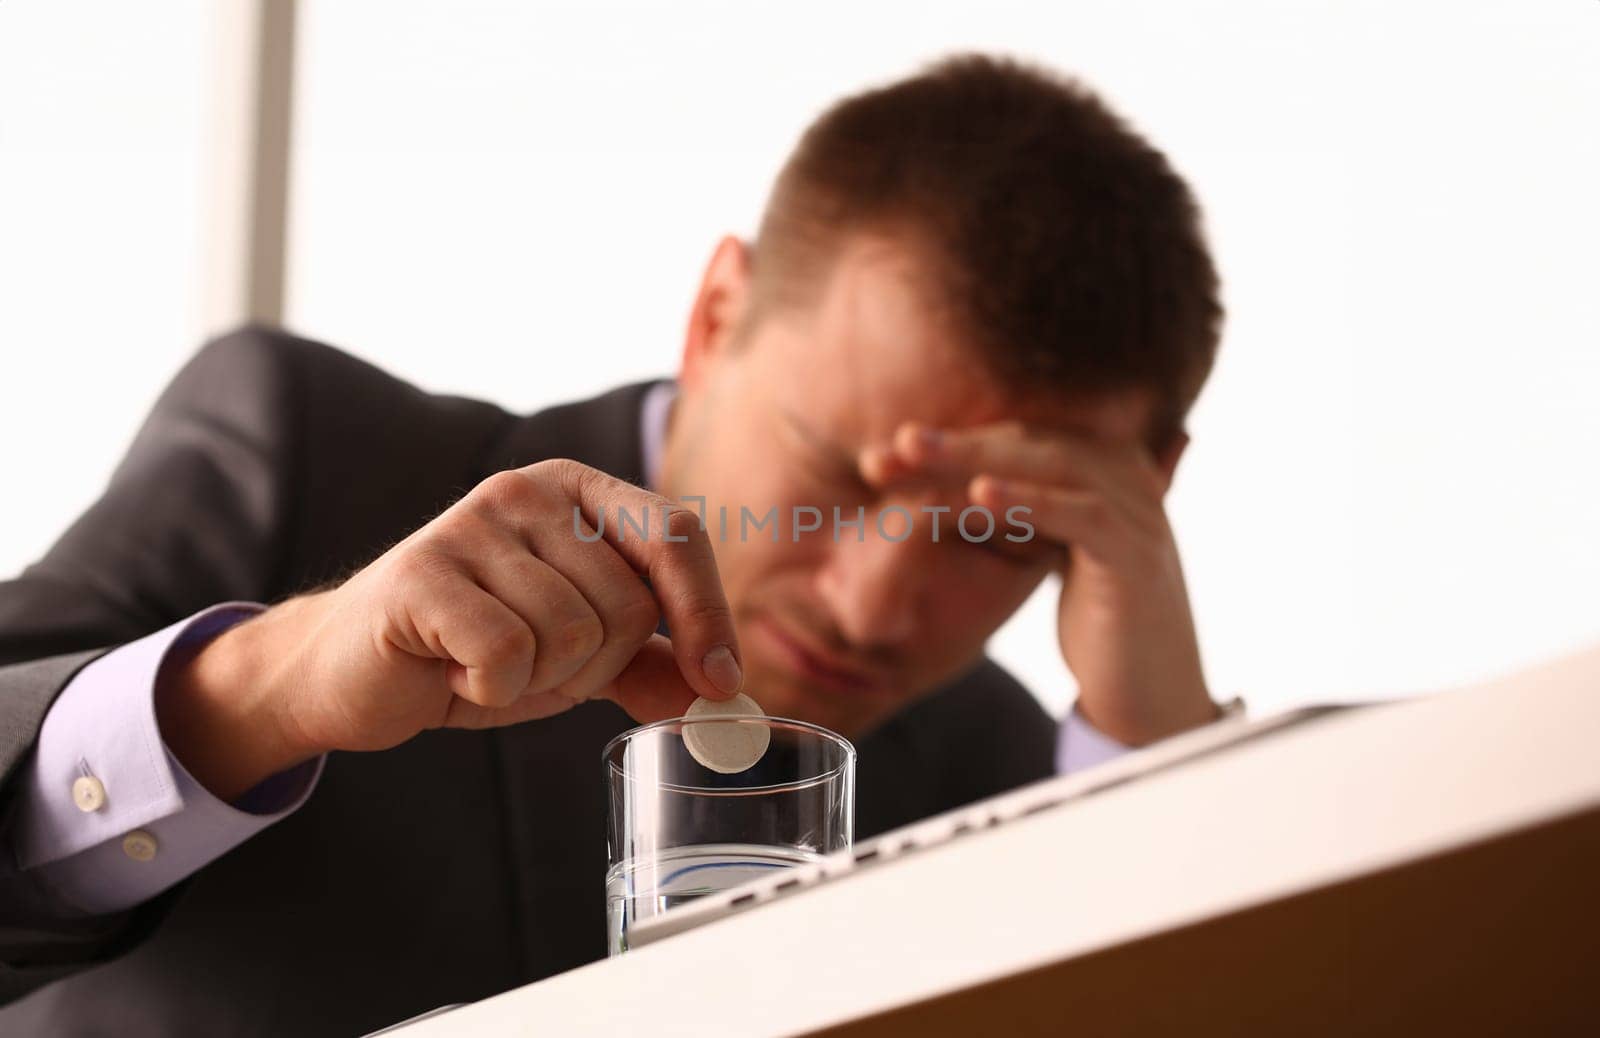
787, 379, 1153, 451
781, 237, 1153, 448
1004, 387, 1155, 445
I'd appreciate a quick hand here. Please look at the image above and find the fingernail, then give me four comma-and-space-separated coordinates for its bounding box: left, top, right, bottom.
897, 425, 940, 459
701, 644, 743, 695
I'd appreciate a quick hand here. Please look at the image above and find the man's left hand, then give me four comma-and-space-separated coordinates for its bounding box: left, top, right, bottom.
876, 421, 1219, 746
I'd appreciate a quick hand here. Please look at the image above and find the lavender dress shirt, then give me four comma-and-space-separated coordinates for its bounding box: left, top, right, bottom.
8, 380, 1126, 915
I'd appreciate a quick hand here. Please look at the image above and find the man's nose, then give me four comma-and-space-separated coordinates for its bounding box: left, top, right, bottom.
814, 518, 925, 647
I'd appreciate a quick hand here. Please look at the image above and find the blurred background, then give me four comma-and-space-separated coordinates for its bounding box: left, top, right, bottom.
2, 0, 1596, 717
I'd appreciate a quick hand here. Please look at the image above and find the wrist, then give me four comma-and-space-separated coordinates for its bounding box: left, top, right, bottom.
157, 599, 325, 801
1076, 681, 1220, 747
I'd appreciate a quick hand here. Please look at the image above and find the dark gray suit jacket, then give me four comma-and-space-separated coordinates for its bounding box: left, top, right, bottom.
0, 326, 1057, 1036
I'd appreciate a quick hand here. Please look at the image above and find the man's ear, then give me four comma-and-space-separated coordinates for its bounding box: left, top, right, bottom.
1154, 429, 1190, 494
679, 235, 752, 390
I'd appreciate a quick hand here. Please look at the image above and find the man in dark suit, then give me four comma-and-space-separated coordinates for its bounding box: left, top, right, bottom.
0, 55, 1225, 1034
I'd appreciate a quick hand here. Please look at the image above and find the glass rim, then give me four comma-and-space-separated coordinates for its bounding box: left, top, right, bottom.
603, 714, 856, 795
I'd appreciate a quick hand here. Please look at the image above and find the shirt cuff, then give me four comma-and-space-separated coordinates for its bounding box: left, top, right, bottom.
1055, 702, 1133, 775
9, 603, 326, 914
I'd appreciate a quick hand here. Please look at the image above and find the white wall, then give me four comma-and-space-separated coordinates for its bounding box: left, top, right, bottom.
0, 2, 207, 571
5, 1, 1597, 717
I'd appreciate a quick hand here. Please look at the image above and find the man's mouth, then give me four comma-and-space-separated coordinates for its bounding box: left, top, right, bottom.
751, 614, 887, 696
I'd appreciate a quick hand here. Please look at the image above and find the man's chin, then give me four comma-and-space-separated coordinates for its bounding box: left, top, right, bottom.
743, 672, 899, 740
743, 683, 835, 729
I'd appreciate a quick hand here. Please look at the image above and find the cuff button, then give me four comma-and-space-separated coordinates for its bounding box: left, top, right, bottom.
122, 829, 159, 862
72, 776, 107, 813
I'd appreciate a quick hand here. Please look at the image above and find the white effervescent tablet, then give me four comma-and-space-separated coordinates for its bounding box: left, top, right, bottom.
682, 693, 771, 774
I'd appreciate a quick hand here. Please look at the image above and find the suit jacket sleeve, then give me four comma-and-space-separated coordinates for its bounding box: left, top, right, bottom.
0, 326, 300, 1002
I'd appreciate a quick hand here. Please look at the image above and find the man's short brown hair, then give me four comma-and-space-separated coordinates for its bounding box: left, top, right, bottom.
750, 53, 1223, 447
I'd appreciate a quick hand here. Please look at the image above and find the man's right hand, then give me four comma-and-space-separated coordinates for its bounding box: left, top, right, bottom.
156, 459, 744, 801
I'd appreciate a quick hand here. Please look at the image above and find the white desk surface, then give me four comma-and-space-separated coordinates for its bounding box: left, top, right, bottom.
391, 643, 1600, 1037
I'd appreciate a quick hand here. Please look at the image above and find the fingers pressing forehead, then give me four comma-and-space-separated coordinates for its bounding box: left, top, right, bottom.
870, 421, 1108, 489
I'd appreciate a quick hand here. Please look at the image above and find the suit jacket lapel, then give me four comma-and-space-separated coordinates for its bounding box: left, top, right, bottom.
479, 380, 658, 487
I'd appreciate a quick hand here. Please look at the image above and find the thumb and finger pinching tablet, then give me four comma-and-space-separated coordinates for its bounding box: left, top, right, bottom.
682, 692, 770, 774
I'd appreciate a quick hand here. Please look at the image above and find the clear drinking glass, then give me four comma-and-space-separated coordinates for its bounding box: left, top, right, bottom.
603, 714, 855, 955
